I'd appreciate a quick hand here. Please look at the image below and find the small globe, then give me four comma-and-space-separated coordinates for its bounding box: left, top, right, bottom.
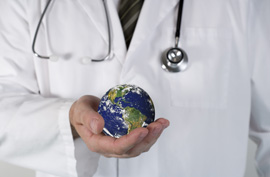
98, 84, 155, 138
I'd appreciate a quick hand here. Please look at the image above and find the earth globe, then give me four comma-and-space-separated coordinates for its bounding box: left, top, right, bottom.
98, 84, 155, 138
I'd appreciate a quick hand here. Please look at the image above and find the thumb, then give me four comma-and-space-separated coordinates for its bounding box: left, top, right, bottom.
71, 95, 105, 135
81, 95, 104, 134
88, 111, 104, 134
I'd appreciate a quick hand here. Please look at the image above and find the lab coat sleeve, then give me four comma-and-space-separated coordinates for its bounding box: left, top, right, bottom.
0, 1, 78, 177
248, 0, 270, 176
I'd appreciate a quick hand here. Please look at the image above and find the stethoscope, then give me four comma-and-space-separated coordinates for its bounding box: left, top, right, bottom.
32, 0, 188, 72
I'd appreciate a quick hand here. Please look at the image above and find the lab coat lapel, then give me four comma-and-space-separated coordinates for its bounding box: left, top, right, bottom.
126, 0, 179, 59
76, 0, 126, 64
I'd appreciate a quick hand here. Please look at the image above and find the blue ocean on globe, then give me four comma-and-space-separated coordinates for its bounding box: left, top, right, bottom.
98, 84, 155, 138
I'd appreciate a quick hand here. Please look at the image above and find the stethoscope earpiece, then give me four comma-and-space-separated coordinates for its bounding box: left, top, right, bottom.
49, 55, 60, 62
81, 57, 91, 65
162, 47, 188, 72
81, 52, 114, 65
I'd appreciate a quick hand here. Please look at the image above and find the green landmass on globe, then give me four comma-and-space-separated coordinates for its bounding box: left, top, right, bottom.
108, 85, 148, 133
98, 84, 155, 138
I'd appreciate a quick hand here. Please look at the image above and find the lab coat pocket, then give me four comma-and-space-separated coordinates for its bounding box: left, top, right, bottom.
170, 28, 232, 109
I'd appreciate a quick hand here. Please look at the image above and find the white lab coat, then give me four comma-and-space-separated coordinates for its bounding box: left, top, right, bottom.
0, 0, 269, 177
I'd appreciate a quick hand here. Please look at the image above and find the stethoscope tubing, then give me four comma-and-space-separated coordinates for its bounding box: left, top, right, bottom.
32, 0, 53, 59
32, 0, 112, 62
32, 0, 188, 72
175, 0, 184, 47
91, 0, 113, 62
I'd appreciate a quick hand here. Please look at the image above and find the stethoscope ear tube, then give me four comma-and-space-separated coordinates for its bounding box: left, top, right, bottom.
32, 0, 53, 60
91, 0, 113, 62
32, 0, 112, 63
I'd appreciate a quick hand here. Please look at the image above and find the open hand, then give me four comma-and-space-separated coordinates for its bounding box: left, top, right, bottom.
69, 95, 169, 158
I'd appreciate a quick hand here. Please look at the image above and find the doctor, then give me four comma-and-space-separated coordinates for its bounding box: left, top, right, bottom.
0, 0, 270, 177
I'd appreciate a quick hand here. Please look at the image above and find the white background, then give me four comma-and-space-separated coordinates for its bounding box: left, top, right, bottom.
0, 139, 259, 177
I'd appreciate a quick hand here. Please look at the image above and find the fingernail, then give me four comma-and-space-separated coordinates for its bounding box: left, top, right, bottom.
90, 119, 98, 134
163, 123, 169, 129
162, 121, 170, 129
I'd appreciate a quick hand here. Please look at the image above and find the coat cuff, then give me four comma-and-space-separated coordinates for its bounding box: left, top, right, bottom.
58, 100, 78, 177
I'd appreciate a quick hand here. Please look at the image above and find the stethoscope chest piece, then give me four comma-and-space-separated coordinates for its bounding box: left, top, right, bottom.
161, 0, 188, 73
162, 47, 188, 72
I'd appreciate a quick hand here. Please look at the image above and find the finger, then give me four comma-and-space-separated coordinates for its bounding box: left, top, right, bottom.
73, 96, 104, 134
102, 120, 167, 158
154, 118, 170, 129
112, 128, 149, 154
125, 118, 169, 155
99, 119, 169, 157
75, 123, 93, 140
126, 121, 163, 155
80, 110, 104, 134
87, 127, 149, 155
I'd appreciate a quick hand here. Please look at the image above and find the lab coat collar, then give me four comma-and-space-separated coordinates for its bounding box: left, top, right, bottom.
126, 0, 179, 59
76, 0, 126, 65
